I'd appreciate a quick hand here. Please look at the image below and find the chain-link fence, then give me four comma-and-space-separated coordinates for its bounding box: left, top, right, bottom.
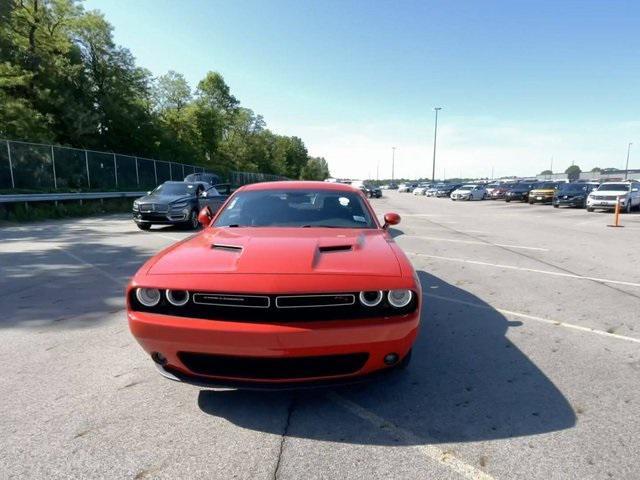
0, 139, 205, 192
230, 171, 289, 187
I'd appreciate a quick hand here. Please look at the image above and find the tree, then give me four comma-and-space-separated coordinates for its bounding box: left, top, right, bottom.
301, 157, 330, 180
565, 165, 582, 181
591, 167, 602, 173
153, 71, 191, 111
539, 169, 552, 175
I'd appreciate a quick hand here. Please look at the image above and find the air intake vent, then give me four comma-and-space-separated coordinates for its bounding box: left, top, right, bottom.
318, 245, 352, 253
211, 244, 242, 252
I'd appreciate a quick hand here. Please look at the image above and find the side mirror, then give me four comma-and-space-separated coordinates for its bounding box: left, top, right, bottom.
383, 212, 401, 229
197, 206, 213, 227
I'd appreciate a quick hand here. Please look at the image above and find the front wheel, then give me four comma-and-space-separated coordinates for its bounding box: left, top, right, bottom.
505, 198, 511, 203
587, 207, 594, 212
553, 204, 559, 208
185, 210, 199, 230
136, 223, 152, 231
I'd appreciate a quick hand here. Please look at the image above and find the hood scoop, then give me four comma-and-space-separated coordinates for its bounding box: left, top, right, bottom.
211, 243, 243, 253
318, 244, 353, 253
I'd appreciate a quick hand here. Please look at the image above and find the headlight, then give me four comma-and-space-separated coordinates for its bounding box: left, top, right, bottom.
166, 289, 190, 306
388, 289, 413, 308
133, 201, 140, 211
359, 291, 383, 307
171, 201, 189, 209
136, 288, 161, 307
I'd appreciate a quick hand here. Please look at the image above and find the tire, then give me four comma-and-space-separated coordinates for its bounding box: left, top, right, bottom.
625, 202, 631, 214
529, 200, 534, 205
553, 204, 559, 208
505, 198, 511, 203
185, 210, 199, 230
587, 207, 594, 212
136, 223, 151, 231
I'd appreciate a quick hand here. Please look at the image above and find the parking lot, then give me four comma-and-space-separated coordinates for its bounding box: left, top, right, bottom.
1, 192, 639, 480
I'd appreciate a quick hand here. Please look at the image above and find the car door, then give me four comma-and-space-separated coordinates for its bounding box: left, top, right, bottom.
199, 186, 229, 214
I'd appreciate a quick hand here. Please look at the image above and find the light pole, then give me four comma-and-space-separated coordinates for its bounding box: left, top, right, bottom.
431, 107, 442, 183
625, 142, 633, 180
391, 147, 396, 182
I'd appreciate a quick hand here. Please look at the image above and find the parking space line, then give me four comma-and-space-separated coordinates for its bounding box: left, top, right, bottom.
327, 392, 495, 480
406, 235, 549, 252
409, 252, 640, 288
424, 292, 640, 344
58, 248, 124, 286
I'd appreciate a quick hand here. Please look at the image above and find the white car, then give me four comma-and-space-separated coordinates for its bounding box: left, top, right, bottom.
586, 182, 640, 213
398, 183, 414, 193
413, 185, 428, 195
450, 184, 487, 201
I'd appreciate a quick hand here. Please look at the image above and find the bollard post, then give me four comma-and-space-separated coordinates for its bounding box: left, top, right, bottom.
607, 196, 624, 228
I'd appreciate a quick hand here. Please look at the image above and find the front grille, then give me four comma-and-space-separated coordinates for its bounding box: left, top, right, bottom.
129, 290, 417, 322
592, 195, 618, 201
139, 203, 168, 213
178, 352, 369, 379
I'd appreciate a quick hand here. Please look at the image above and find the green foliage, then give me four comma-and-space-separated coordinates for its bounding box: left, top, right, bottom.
0, 0, 315, 180
539, 169, 552, 175
565, 164, 582, 181
301, 157, 331, 180
0, 197, 131, 222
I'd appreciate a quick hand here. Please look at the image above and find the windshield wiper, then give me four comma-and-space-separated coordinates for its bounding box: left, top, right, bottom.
300, 224, 342, 228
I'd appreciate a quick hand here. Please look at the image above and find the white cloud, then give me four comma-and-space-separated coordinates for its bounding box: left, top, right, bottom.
270, 116, 640, 179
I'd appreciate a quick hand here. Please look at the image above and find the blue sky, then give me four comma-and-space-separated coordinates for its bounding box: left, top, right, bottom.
85, 0, 640, 178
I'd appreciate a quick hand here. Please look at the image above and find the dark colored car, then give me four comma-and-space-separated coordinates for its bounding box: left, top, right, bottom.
184, 172, 220, 186
553, 183, 598, 208
435, 183, 461, 197
364, 183, 382, 198
505, 183, 538, 202
133, 181, 228, 230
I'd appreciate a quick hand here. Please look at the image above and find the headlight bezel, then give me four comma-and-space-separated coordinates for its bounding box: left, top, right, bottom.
135, 287, 161, 307
387, 289, 414, 308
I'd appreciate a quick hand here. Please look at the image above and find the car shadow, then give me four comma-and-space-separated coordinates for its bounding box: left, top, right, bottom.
197, 271, 576, 445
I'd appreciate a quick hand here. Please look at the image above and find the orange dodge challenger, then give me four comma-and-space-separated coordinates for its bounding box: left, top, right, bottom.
127, 181, 421, 388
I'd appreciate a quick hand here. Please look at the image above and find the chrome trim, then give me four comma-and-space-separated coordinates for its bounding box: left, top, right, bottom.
358, 290, 384, 307
192, 293, 271, 308
275, 294, 356, 309
387, 289, 413, 308
166, 289, 190, 307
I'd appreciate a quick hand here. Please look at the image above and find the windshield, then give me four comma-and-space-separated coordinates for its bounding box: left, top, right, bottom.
597, 183, 630, 191
558, 184, 587, 194
152, 183, 196, 196
214, 189, 376, 228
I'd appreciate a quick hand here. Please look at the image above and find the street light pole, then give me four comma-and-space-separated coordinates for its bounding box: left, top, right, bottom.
431, 107, 442, 183
391, 147, 396, 182
625, 142, 633, 180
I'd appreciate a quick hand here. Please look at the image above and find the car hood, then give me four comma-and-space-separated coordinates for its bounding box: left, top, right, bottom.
592, 190, 629, 196
147, 228, 402, 276
452, 189, 471, 194
137, 194, 192, 204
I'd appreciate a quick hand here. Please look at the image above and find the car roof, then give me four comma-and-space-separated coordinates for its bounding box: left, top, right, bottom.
240, 181, 358, 192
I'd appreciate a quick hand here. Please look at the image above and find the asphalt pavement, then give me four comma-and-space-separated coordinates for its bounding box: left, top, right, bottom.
1, 192, 639, 479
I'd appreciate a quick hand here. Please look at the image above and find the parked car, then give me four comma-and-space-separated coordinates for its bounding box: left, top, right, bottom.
133, 181, 228, 230
398, 183, 416, 193
504, 182, 538, 202
485, 183, 500, 197
351, 180, 382, 198
184, 172, 220, 186
412, 183, 430, 195
529, 182, 562, 204
450, 184, 487, 201
435, 183, 461, 197
127, 181, 421, 388
489, 184, 516, 200
553, 183, 598, 208
586, 181, 640, 213
425, 185, 441, 197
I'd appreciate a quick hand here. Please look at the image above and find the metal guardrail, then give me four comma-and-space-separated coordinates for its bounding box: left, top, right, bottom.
0, 191, 144, 204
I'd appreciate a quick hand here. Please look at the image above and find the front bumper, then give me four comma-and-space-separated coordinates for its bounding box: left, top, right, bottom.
129, 310, 420, 386
451, 194, 470, 200
586, 199, 625, 210
529, 193, 554, 203
133, 211, 190, 224
554, 197, 585, 208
